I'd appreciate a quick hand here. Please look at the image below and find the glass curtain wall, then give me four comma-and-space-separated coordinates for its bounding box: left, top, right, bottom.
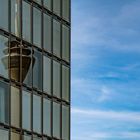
22, 1, 31, 42
0, 0, 70, 140
22, 90, 31, 131
0, 81, 9, 124
11, 86, 20, 128
11, 0, 20, 37
0, 0, 8, 31
0, 35, 8, 79
0, 129, 9, 140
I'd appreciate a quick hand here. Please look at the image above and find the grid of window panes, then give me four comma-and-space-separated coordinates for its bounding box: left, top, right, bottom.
0, 0, 70, 140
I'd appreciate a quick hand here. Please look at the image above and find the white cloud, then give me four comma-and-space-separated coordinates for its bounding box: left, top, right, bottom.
97, 86, 112, 102
72, 0, 140, 52
72, 108, 140, 122
72, 77, 116, 103
71, 1, 140, 140
71, 78, 99, 102
72, 131, 140, 140
72, 107, 140, 140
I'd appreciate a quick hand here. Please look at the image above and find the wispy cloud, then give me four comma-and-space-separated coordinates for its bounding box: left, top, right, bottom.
119, 63, 140, 71
72, 108, 140, 139
71, 0, 140, 140
72, 131, 140, 140
72, 0, 140, 52
97, 86, 113, 102
72, 108, 140, 122
72, 76, 140, 105
72, 78, 115, 103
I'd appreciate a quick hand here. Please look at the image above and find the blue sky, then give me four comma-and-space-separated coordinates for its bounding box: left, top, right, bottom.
71, 0, 140, 139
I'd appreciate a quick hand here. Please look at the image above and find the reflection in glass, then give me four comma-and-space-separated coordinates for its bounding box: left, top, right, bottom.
43, 138, 48, 140
43, 55, 51, 94
33, 94, 41, 133
33, 7, 41, 48
62, 0, 70, 21
22, 90, 31, 131
9, 40, 20, 82
3, 40, 33, 82
11, 86, 20, 128
62, 25, 70, 62
33, 49, 42, 90
22, 1, 31, 42
11, 131, 20, 140
23, 135, 31, 140
43, 98, 51, 136
11, 0, 20, 37
53, 60, 60, 98
34, 0, 42, 5
0, 81, 9, 124
62, 65, 70, 102
0, 129, 9, 140
53, 0, 60, 16
33, 136, 42, 140
0, 35, 8, 78
53, 102, 60, 139
44, 13, 51, 53
44, 0, 51, 10
23, 46, 32, 87
53, 19, 60, 57
0, 0, 8, 31
62, 105, 69, 140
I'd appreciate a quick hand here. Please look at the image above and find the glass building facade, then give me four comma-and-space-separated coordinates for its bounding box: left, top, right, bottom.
0, 0, 70, 140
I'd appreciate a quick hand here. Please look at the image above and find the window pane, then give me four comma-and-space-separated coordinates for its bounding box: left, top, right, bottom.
43, 0, 51, 10
62, 25, 70, 62
33, 7, 41, 48
0, 129, 9, 140
11, 131, 20, 140
53, 60, 60, 98
53, 0, 60, 16
62, 65, 70, 102
23, 135, 31, 140
22, 1, 31, 42
43, 98, 51, 136
0, 81, 9, 124
23, 45, 32, 87
0, 35, 8, 78
33, 49, 42, 90
53, 19, 60, 57
22, 90, 31, 131
11, 0, 20, 37
62, 0, 70, 21
62, 105, 69, 140
53, 102, 60, 139
34, 0, 42, 5
43, 138, 48, 140
33, 94, 41, 133
33, 136, 42, 140
43, 55, 51, 94
43, 13, 51, 53
11, 86, 20, 127
0, 0, 8, 31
